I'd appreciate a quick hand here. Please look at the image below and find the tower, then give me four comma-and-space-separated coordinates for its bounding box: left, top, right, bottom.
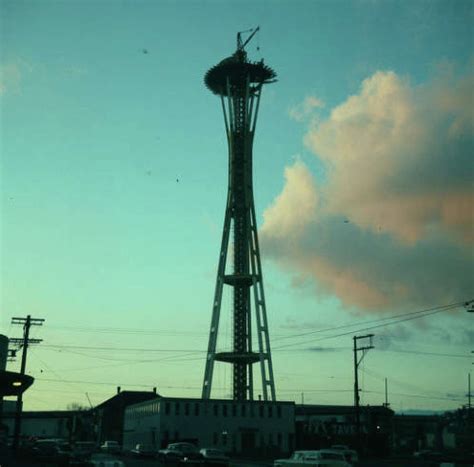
202, 28, 277, 401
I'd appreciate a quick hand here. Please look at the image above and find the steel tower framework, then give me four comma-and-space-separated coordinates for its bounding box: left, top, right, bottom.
202, 28, 277, 401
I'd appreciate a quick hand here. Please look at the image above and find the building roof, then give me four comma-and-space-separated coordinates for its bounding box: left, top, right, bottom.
126, 395, 295, 411
1, 410, 86, 419
95, 390, 158, 410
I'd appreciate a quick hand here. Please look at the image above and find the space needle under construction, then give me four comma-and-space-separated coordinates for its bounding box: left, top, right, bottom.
202, 28, 277, 402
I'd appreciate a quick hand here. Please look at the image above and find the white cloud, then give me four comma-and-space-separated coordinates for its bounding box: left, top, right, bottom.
261, 159, 318, 239
261, 70, 474, 311
289, 96, 325, 122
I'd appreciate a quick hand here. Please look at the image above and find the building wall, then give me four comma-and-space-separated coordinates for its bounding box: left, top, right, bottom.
124, 397, 295, 456
2, 416, 69, 439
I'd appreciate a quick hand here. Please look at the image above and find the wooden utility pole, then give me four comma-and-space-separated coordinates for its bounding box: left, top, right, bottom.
11, 315, 44, 450
353, 334, 374, 449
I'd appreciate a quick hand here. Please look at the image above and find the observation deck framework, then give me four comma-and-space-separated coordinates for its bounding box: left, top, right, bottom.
202, 29, 277, 401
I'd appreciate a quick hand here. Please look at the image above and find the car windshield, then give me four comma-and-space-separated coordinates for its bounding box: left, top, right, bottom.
205, 449, 224, 456
321, 452, 343, 460
36, 440, 58, 448
91, 453, 118, 460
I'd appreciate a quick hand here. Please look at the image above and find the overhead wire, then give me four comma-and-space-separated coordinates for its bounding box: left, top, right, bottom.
272, 300, 464, 345
272, 304, 462, 351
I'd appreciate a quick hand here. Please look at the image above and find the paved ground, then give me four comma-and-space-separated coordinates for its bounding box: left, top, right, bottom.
123, 458, 472, 467
124, 459, 271, 467
1, 454, 472, 467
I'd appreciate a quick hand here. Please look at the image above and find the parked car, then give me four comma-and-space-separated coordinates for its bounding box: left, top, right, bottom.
413, 449, 443, 461
331, 445, 359, 463
31, 438, 70, 465
158, 442, 201, 461
71, 441, 98, 463
130, 443, 155, 458
86, 452, 125, 466
198, 448, 229, 465
101, 440, 121, 454
274, 449, 352, 467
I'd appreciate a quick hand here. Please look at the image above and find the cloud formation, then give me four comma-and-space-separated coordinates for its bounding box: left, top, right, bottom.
289, 96, 325, 122
261, 70, 473, 311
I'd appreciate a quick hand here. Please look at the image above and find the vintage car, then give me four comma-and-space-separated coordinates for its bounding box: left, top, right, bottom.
130, 443, 156, 458
100, 440, 121, 454
274, 449, 352, 466
198, 447, 230, 465
86, 453, 125, 466
331, 445, 359, 463
158, 442, 202, 461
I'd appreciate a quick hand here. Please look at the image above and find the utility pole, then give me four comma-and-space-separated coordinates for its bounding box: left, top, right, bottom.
11, 315, 44, 450
383, 377, 389, 407
353, 334, 374, 449
468, 373, 471, 410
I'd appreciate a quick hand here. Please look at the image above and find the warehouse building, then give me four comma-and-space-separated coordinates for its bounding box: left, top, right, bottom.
123, 396, 295, 457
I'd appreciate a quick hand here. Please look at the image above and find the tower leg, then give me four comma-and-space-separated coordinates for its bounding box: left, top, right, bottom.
202, 207, 232, 399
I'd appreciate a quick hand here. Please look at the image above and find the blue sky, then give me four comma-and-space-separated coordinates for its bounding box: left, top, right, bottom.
1, 0, 473, 412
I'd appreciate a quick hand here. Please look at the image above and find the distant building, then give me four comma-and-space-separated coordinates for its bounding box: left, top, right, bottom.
1, 410, 94, 442
392, 413, 444, 453
123, 396, 295, 457
442, 407, 474, 453
295, 404, 394, 456
94, 388, 158, 445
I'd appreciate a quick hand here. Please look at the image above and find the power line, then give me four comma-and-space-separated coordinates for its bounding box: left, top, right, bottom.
381, 349, 472, 359
37, 300, 467, 354
363, 389, 464, 402
44, 325, 208, 337
41, 344, 207, 353
41, 300, 469, 345
272, 305, 460, 351
272, 301, 464, 343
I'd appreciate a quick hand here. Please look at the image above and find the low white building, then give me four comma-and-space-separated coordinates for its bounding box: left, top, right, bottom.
123, 396, 295, 456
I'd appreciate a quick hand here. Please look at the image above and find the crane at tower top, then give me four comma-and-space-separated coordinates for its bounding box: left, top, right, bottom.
237, 26, 260, 52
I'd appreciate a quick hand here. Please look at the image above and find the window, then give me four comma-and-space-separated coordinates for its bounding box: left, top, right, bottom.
268, 406, 273, 418
165, 402, 170, 415
213, 432, 218, 445
241, 404, 246, 417
194, 403, 200, 416
223, 404, 227, 417
213, 404, 218, 416
222, 431, 228, 445
175, 402, 180, 415
268, 433, 273, 446
232, 404, 237, 417
277, 406, 282, 418
185, 403, 190, 416
259, 405, 264, 417
277, 433, 282, 447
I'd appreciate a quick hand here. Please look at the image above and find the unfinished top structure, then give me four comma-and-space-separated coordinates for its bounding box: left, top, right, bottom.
202, 28, 277, 401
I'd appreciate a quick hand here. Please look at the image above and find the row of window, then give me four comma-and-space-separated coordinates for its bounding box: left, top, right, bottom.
164, 401, 283, 419
127, 401, 285, 419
